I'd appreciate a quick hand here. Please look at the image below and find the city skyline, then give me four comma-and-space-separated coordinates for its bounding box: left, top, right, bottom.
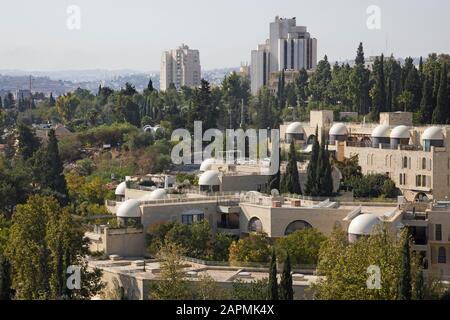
0, 0, 449, 72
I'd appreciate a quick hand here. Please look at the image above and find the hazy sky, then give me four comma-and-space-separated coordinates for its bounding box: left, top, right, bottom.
0, 0, 449, 71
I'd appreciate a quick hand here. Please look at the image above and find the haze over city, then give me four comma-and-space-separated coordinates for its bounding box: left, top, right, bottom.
0, 0, 449, 71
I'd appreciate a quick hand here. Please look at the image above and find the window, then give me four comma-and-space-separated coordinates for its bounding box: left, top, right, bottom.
402, 156, 408, 169
436, 224, 442, 241
422, 158, 427, 170
438, 247, 446, 264
399, 173, 406, 186
181, 213, 204, 225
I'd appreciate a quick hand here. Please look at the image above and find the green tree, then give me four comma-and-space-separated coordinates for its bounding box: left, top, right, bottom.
304, 127, 319, 196
350, 43, 371, 114
33, 129, 68, 204
399, 230, 412, 300
397, 90, 414, 112
308, 56, 332, 103
369, 54, 386, 119
0, 216, 12, 300
280, 140, 301, 195
150, 242, 190, 300
419, 75, 434, 124
295, 68, 309, 105
276, 228, 326, 265
228, 233, 271, 265
56, 93, 80, 123
313, 225, 427, 300
5, 195, 103, 300
232, 278, 268, 300
16, 122, 41, 161
279, 254, 293, 300
432, 63, 449, 124
268, 249, 278, 300
316, 138, 334, 197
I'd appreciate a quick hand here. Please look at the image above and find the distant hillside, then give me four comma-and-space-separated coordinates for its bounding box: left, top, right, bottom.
0, 67, 240, 96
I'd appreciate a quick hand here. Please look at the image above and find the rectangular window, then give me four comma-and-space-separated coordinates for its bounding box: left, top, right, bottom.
182, 215, 193, 225
436, 224, 442, 241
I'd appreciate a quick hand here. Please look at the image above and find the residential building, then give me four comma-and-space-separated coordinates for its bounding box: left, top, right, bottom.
160, 44, 201, 91
250, 16, 317, 94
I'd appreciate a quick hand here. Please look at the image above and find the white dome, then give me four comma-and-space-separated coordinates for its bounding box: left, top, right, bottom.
200, 158, 216, 172
286, 122, 304, 134
329, 123, 348, 136
348, 214, 382, 236
117, 199, 141, 218
390, 126, 410, 139
115, 182, 126, 196
422, 127, 444, 141
371, 124, 390, 138
141, 188, 168, 201
199, 170, 220, 186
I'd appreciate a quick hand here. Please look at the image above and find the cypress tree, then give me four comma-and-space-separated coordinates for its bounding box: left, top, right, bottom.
399, 230, 412, 300
415, 270, 425, 300
34, 129, 68, 205
432, 68, 441, 107
280, 140, 301, 195
370, 54, 386, 119
268, 248, 278, 300
279, 254, 293, 300
0, 258, 12, 300
355, 42, 365, 65
305, 127, 319, 196
17, 122, 41, 161
419, 76, 434, 124
49, 93, 56, 107
147, 78, 154, 92
432, 64, 448, 124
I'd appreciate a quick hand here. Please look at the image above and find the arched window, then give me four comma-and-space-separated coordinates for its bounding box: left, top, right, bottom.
248, 217, 263, 233
402, 156, 408, 169
438, 247, 446, 264
284, 220, 312, 236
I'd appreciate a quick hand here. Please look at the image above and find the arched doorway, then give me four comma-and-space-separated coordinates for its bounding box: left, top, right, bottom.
248, 217, 263, 233
415, 193, 429, 202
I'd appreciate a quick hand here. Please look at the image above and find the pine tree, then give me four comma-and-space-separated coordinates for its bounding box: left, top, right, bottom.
432, 63, 448, 124
419, 76, 434, 124
280, 140, 301, 195
399, 230, 412, 300
279, 254, 293, 300
305, 127, 320, 196
268, 248, 278, 300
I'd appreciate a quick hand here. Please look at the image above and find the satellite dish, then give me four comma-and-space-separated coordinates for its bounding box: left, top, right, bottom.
271, 189, 280, 197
